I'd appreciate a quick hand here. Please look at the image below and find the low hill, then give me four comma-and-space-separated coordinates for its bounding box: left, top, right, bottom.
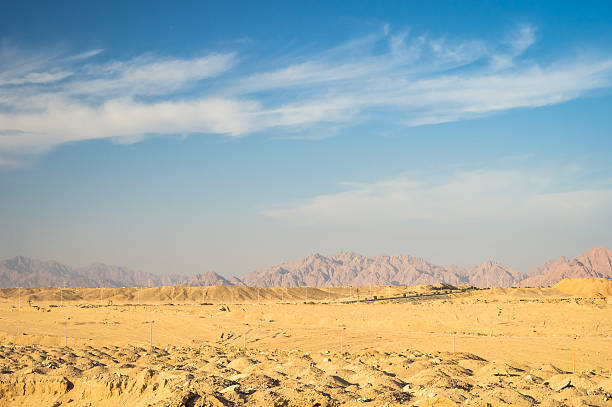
553, 278, 612, 297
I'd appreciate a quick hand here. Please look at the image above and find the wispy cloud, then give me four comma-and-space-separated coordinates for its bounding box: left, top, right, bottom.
0, 70, 73, 86
63, 48, 104, 62
69, 53, 236, 97
491, 24, 536, 70
1, 23, 612, 164
262, 167, 612, 225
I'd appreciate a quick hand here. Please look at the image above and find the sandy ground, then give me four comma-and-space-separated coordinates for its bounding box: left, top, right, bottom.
0, 283, 610, 406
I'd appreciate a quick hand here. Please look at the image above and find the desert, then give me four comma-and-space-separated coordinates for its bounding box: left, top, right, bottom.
0, 279, 610, 406
3, 2, 612, 406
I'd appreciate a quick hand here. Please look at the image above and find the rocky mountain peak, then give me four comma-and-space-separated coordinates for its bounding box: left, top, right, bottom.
577, 247, 612, 270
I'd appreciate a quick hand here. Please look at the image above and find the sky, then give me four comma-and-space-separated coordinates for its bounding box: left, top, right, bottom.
1, 1, 611, 277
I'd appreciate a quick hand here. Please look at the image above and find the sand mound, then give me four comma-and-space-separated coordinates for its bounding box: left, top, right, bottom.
486, 286, 565, 298
553, 278, 612, 297
0, 286, 345, 305
0, 284, 466, 306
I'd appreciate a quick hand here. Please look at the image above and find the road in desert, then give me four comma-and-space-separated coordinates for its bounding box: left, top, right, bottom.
0, 279, 610, 406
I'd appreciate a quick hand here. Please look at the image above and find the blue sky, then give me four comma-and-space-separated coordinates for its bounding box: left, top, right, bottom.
1, 1, 611, 276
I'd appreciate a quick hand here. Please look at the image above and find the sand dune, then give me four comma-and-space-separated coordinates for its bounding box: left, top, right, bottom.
554, 278, 612, 297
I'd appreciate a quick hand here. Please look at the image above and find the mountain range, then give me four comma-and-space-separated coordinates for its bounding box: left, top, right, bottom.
0, 247, 610, 289
0, 256, 185, 289
241, 248, 610, 288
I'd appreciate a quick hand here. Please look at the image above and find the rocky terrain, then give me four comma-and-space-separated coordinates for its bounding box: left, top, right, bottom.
0, 279, 610, 406
1, 343, 610, 407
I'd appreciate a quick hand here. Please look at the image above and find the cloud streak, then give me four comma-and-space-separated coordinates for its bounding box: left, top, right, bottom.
262, 168, 612, 225
1, 24, 612, 163
69, 53, 236, 97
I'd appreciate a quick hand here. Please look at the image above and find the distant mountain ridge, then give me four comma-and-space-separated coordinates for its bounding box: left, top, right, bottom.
241, 251, 521, 288
0, 256, 222, 289
241, 248, 611, 288
519, 248, 612, 287
0, 247, 610, 289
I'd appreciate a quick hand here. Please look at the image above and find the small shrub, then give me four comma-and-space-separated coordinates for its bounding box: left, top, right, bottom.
373, 295, 377, 300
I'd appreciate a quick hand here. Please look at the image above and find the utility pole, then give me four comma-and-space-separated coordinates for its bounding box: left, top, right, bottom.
65, 317, 69, 347
572, 338, 575, 373
18, 287, 21, 311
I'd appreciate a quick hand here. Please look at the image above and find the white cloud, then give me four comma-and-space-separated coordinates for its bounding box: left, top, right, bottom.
509, 25, 536, 55
1, 24, 612, 164
0, 70, 73, 86
0, 97, 260, 153
491, 24, 536, 70
63, 48, 104, 62
0, 44, 71, 87
68, 53, 236, 97
262, 168, 612, 225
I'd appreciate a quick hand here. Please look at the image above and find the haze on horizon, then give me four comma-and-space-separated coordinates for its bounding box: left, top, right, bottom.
1, 1, 611, 278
